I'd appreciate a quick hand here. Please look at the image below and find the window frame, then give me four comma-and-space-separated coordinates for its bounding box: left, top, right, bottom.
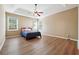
7, 16, 18, 31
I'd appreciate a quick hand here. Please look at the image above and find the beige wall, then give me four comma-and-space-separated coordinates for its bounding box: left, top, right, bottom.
0, 5, 5, 50
6, 12, 33, 37
41, 7, 78, 40
78, 6, 79, 49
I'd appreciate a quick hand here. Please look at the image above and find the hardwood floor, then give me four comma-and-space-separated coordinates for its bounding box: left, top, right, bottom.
0, 36, 78, 55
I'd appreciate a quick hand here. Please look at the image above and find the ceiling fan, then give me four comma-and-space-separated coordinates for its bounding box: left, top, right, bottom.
33, 4, 43, 16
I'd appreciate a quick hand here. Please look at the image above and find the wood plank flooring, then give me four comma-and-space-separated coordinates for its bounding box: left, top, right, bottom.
0, 36, 78, 55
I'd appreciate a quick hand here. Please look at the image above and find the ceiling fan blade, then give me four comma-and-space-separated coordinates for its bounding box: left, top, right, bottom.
34, 11, 43, 14
38, 12, 43, 13
37, 13, 40, 16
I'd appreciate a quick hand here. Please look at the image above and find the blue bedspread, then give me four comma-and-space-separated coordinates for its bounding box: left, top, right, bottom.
21, 31, 28, 37
21, 31, 41, 39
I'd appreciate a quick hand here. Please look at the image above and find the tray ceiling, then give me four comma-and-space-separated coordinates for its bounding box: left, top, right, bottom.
4, 4, 77, 18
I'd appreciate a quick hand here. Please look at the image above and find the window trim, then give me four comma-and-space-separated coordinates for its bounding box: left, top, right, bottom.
7, 16, 18, 31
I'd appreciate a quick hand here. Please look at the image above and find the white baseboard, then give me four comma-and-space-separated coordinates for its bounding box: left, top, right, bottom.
0, 35, 21, 51
0, 38, 5, 51
78, 40, 79, 49
42, 34, 77, 41
0, 35, 20, 51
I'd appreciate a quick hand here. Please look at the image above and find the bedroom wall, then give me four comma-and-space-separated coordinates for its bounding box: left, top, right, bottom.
41, 7, 78, 40
6, 12, 33, 37
78, 6, 79, 49
0, 5, 5, 50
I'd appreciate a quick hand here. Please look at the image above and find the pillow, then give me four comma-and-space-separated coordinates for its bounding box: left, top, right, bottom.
21, 28, 31, 32
21, 27, 32, 32
24, 29, 31, 32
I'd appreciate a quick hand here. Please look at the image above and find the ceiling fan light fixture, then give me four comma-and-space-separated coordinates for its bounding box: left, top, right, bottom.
33, 4, 43, 17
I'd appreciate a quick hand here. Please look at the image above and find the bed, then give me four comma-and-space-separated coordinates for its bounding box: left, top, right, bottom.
20, 27, 41, 39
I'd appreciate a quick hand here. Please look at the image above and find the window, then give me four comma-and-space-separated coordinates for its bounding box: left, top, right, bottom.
33, 19, 38, 31
7, 16, 18, 31
33, 19, 42, 31
38, 20, 42, 31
